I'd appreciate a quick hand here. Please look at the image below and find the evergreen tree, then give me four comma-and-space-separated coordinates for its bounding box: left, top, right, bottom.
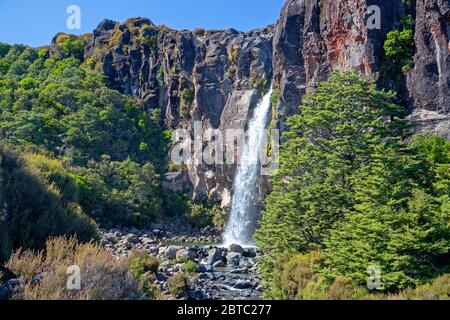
256, 73, 405, 286
324, 139, 450, 290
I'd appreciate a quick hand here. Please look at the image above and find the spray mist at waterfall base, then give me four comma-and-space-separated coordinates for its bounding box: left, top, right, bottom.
222, 88, 273, 247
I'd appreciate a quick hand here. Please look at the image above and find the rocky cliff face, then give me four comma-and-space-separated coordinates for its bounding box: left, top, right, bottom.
407, 0, 450, 139
272, 0, 406, 126
62, 0, 450, 204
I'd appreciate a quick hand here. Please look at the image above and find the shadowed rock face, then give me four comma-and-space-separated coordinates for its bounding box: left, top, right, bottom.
84, 18, 273, 129
407, 0, 450, 139
63, 0, 450, 202
272, 0, 406, 126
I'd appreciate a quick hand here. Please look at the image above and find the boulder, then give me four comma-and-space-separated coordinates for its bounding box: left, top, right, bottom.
226, 252, 242, 266
197, 265, 207, 273
212, 260, 226, 268
234, 280, 253, 289
228, 244, 244, 254
155, 273, 167, 282
165, 246, 182, 260
206, 248, 223, 265
141, 237, 156, 245
176, 249, 197, 261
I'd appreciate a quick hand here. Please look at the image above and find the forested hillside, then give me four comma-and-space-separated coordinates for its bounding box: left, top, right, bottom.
0, 41, 174, 258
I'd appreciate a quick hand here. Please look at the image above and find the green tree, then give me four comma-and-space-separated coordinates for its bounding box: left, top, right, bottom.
255, 72, 405, 291
384, 15, 415, 74
73, 157, 162, 227
0, 44, 170, 230
0, 43, 11, 58
0, 144, 98, 262
324, 138, 450, 291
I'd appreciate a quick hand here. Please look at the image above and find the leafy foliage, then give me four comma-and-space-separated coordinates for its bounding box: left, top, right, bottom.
384, 16, 415, 74
129, 252, 160, 278
167, 272, 192, 298
270, 252, 450, 300
0, 144, 98, 263
324, 138, 450, 290
73, 157, 163, 227
0, 44, 170, 232
54, 34, 86, 61
256, 72, 450, 298
256, 72, 404, 256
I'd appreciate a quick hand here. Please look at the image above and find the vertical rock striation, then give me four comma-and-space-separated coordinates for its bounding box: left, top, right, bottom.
407, 0, 450, 139
272, 0, 405, 126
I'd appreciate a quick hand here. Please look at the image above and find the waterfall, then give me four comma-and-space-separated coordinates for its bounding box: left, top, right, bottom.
223, 88, 273, 246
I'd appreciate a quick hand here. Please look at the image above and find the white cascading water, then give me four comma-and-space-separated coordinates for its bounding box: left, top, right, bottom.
223, 88, 273, 246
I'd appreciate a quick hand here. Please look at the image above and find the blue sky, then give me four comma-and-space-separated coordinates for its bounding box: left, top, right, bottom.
0, 0, 285, 47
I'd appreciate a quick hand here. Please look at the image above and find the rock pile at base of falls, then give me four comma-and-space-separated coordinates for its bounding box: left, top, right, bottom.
99, 227, 262, 300
0, 225, 261, 301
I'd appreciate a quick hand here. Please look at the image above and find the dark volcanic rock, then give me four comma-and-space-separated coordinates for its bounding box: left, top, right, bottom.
272, 0, 406, 127
207, 248, 223, 265
407, 0, 450, 139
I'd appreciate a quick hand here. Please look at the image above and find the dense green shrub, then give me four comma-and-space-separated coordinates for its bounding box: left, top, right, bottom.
0, 144, 98, 263
25, 153, 80, 204
162, 192, 190, 217
73, 157, 163, 227
55, 34, 86, 61
0, 43, 11, 58
167, 272, 192, 298
270, 252, 371, 300
129, 253, 160, 278
384, 15, 415, 74
186, 202, 212, 228
391, 275, 450, 300
139, 272, 162, 299
0, 60, 9, 74
0, 46, 168, 169
270, 252, 324, 300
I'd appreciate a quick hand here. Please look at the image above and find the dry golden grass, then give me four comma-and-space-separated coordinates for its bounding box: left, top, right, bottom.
6, 237, 145, 300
